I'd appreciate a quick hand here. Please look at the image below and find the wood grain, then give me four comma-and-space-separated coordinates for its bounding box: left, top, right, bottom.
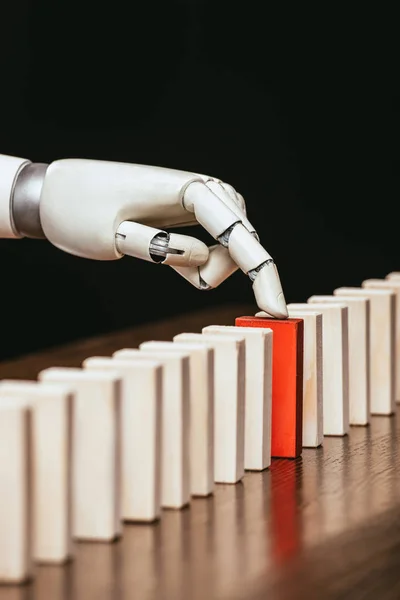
1, 303, 399, 600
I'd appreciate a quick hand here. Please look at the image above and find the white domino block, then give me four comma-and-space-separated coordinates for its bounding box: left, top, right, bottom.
283, 310, 323, 447
0, 398, 32, 585
362, 278, 400, 402
173, 332, 245, 484
256, 307, 324, 447
0, 380, 73, 563
307, 295, 370, 426
202, 325, 272, 471
38, 368, 121, 542
114, 347, 190, 509
82, 357, 162, 522
334, 287, 395, 415
386, 272, 400, 281
287, 303, 349, 436
126, 340, 214, 497
171, 341, 214, 496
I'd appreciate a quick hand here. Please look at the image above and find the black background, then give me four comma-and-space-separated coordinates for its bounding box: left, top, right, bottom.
0, 2, 398, 360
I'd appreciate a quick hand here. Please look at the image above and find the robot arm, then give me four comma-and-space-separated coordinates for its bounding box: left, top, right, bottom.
0, 154, 288, 318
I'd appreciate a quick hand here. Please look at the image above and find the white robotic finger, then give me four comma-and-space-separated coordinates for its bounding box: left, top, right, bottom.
162, 233, 209, 267
194, 173, 223, 185
228, 224, 288, 317
219, 182, 238, 202
228, 223, 272, 271
226, 223, 287, 317
171, 245, 238, 289
220, 182, 247, 213
183, 182, 288, 318
199, 245, 238, 287
184, 182, 240, 238
115, 221, 209, 267
252, 261, 288, 319
236, 193, 246, 212
205, 180, 256, 234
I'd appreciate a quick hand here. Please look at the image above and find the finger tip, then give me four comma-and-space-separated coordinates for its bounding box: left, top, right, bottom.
252, 264, 289, 319
188, 240, 209, 267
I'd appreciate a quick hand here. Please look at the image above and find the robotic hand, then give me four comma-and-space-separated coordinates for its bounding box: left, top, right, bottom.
0, 154, 288, 318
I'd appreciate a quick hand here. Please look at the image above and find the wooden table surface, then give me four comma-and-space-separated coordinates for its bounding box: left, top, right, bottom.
1, 304, 400, 600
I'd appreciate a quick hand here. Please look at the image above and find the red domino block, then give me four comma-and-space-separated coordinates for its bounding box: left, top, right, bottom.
235, 316, 304, 458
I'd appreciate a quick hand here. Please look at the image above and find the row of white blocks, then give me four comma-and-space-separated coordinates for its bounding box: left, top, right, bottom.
2, 273, 400, 584
0, 325, 273, 584
291, 277, 399, 444
256, 276, 400, 446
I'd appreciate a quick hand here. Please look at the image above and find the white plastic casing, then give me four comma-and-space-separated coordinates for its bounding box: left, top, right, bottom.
0, 154, 31, 238
228, 224, 272, 273
116, 221, 209, 267
116, 221, 159, 262
40, 159, 202, 260
184, 181, 240, 238
199, 245, 239, 287
205, 180, 256, 233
